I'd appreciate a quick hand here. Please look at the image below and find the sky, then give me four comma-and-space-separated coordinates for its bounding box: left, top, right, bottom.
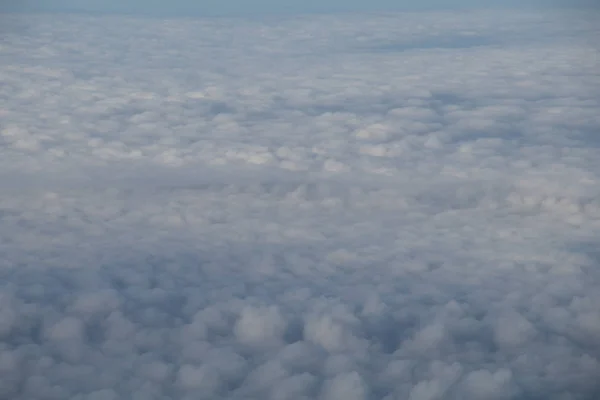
1, 4, 600, 400
2, 0, 598, 15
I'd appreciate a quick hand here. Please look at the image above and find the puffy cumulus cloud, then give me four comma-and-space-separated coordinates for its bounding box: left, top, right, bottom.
462, 368, 515, 400
1, 7, 600, 400
234, 305, 287, 348
321, 371, 369, 400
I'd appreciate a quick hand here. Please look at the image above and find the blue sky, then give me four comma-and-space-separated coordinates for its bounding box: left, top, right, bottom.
3, 0, 596, 15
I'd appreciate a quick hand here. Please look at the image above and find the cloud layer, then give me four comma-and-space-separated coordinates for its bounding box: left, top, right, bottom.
1, 9, 599, 400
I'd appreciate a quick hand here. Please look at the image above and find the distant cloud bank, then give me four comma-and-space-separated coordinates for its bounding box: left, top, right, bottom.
1, 0, 599, 16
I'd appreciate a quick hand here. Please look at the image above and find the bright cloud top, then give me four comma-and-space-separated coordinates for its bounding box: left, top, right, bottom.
1, 9, 599, 400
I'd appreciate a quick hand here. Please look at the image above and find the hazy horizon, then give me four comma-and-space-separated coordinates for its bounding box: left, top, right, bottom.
2, 0, 598, 17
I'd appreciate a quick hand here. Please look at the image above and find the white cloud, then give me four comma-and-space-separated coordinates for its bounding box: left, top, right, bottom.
234, 305, 287, 348
320, 371, 369, 400
0, 8, 599, 400
462, 368, 514, 400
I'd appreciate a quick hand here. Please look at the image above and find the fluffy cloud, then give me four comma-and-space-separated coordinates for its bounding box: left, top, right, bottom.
0, 7, 599, 400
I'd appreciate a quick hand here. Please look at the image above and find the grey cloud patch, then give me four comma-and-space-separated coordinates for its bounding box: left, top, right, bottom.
1, 178, 599, 399
1, 8, 600, 400
356, 35, 501, 53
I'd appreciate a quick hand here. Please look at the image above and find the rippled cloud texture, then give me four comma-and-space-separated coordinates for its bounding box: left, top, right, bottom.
1, 9, 600, 400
